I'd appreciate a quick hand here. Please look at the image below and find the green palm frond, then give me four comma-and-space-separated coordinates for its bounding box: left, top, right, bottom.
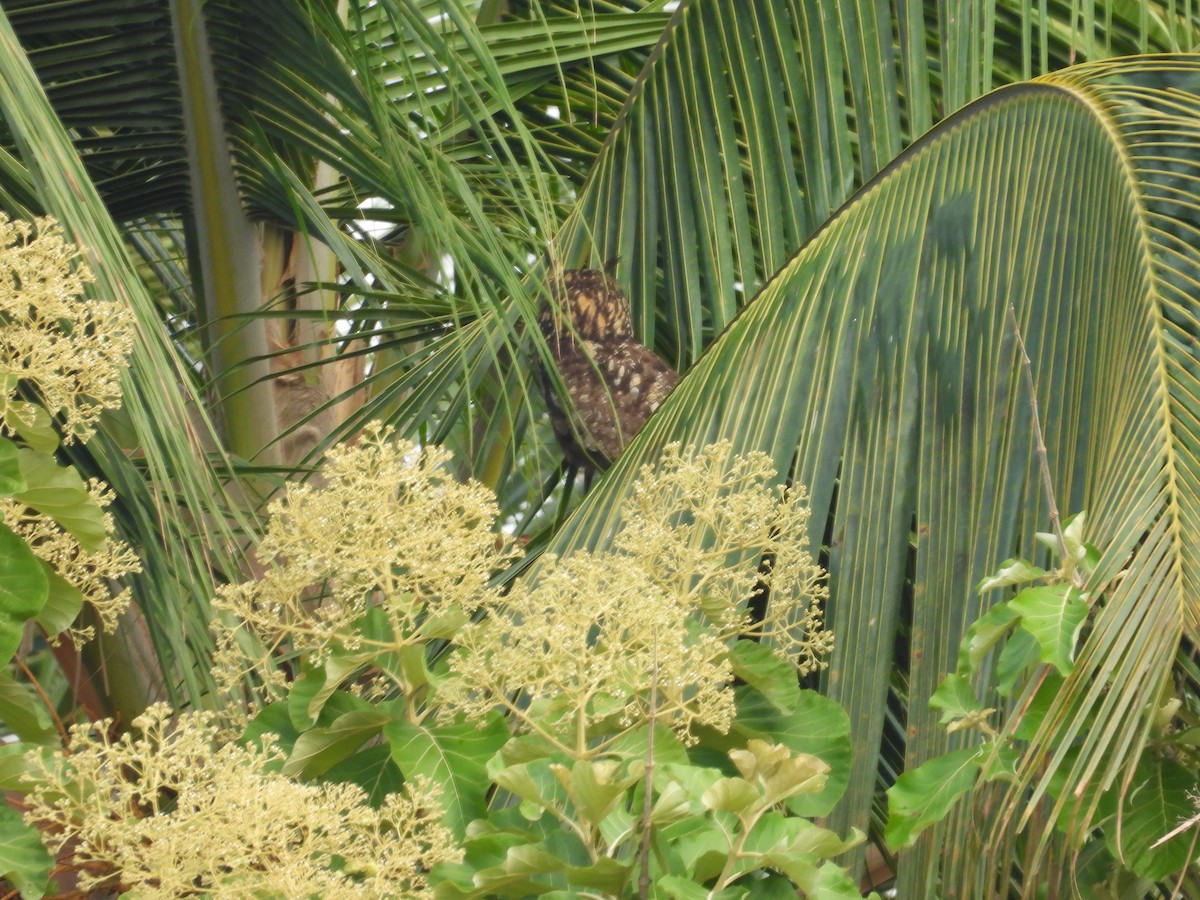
545, 48, 1200, 891
0, 8, 254, 711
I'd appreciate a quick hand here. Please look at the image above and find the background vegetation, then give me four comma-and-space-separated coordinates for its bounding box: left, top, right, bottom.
1, 0, 1199, 895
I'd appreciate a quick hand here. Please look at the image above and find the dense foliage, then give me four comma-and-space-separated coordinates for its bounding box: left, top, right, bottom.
1, 0, 1199, 896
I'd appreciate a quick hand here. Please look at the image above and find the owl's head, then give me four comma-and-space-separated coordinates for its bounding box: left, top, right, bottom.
543, 266, 635, 342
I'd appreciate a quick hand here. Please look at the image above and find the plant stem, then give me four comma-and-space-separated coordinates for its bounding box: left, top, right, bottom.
1006, 304, 1068, 563
638, 642, 659, 899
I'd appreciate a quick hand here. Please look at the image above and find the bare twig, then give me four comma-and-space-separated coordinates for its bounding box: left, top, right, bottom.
1007, 304, 1069, 562
1151, 810, 1200, 849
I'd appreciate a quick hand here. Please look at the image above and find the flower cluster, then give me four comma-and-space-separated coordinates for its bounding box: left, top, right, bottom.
211, 422, 519, 694
0, 479, 140, 645
440, 442, 832, 749
0, 213, 133, 443
23, 704, 459, 898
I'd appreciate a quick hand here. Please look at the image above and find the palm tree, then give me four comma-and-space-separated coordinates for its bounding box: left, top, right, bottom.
1, 0, 1198, 893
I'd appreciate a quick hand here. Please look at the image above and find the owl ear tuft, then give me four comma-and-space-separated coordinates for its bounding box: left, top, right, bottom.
603, 256, 620, 276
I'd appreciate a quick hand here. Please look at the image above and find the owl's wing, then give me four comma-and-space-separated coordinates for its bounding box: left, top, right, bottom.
582, 339, 679, 461
539, 337, 679, 469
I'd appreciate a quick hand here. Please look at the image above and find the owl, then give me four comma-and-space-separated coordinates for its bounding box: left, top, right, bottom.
537, 267, 679, 472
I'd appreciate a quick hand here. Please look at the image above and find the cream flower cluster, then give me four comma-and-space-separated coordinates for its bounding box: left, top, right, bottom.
24, 704, 459, 897
0, 213, 133, 443
441, 442, 833, 749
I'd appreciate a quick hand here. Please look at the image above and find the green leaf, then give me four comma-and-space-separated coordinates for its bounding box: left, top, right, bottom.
655, 875, 722, 900
243, 701, 300, 758
283, 709, 390, 778
33, 562, 82, 638
0, 436, 23, 493
550, 758, 641, 827
928, 674, 983, 725
976, 558, 1050, 594
490, 758, 560, 812
4, 402, 58, 454
386, 713, 509, 839
728, 639, 801, 713
0, 743, 35, 791
995, 625, 1041, 697
288, 650, 371, 729
1012, 672, 1065, 740
397, 641, 432, 693
1010, 584, 1089, 675
469, 843, 568, 896
0, 522, 48, 661
0, 804, 52, 900
605, 722, 691, 768
1098, 754, 1195, 880
0, 669, 55, 744
792, 859, 873, 900
884, 747, 981, 849
564, 857, 630, 894
957, 600, 1020, 673
701, 777, 759, 815
1061, 512, 1086, 556
320, 743, 406, 806
650, 779, 693, 825
12, 449, 106, 552
732, 686, 850, 817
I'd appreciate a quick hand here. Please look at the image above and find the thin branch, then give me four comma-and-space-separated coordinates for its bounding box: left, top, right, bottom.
15, 655, 70, 745
1151, 810, 1200, 848
1006, 304, 1068, 562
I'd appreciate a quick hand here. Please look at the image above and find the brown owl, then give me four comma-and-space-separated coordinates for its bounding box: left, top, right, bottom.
537, 267, 679, 472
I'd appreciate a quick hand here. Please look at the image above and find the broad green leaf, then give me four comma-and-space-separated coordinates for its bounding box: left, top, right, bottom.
1098, 754, 1196, 881
728, 740, 829, 804
3, 402, 57, 455
287, 664, 330, 732
605, 722, 691, 769
0, 669, 55, 745
957, 600, 1020, 673
1012, 672, 1066, 741
700, 777, 759, 815
728, 639, 802, 713
0, 743, 34, 791
929, 674, 984, 725
550, 758, 641, 827
33, 563, 82, 638
386, 713, 509, 838
0, 436, 22, 493
884, 747, 981, 849
650, 779, 692, 825
655, 875, 724, 900
0, 523, 48, 661
792, 859, 876, 900
1010, 584, 1089, 675
564, 857, 630, 894
995, 625, 1041, 698
469, 843, 568, 896
731, 685, 850, 817
287, 650, 372, 729
283, 709, 391, 778
1061, 511, 1088, 563
0, 805, 52, 900
320, 743, 406, 806
976, 558, 1050, 593
12, 449, 105, 552
243, 700, 300, 758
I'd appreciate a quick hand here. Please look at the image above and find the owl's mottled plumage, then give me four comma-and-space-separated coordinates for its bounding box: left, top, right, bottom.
537, 268, 679, 471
